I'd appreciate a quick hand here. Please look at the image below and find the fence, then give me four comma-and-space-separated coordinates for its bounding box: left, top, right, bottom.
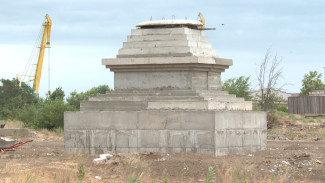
288, 96, 325, 114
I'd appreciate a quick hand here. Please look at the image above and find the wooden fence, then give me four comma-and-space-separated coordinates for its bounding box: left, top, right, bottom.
288, 96, 325, 114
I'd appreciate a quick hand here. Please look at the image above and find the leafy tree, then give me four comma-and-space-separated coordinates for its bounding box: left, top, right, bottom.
14, 105, 38, 127
222, 76, 252, 101
66, 85, 111, 110
50, 87, 65, 100
300, 70, 325, 96
34, 98, 66, 129
0, 78, 35, 119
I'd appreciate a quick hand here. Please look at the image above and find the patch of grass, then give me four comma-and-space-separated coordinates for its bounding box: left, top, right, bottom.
268, 129, 278, 135
277, 111, 288, 117
297, 116, 305, 121
252, 105, 261, 111
308, 118, 315, 123
128, 174, 140, 183
52, 127, 64, 136
316, 118, 323, 123
289, 114, 298, 121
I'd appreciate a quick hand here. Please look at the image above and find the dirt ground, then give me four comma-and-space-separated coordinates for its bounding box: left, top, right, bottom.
1, 119, 325, 182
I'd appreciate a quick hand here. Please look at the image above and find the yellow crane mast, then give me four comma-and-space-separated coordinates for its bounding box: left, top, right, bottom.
33, 14, 52, 95
17, 14, 52, 96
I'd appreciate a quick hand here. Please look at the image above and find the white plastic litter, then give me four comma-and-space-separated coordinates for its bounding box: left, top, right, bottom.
93, 153, 113, 165
0, 137, 12, 141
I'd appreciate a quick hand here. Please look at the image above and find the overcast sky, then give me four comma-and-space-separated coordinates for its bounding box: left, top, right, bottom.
1, 0, 324, 97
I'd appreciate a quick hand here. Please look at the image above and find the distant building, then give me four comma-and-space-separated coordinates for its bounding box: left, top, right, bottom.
309, 89, 325, 96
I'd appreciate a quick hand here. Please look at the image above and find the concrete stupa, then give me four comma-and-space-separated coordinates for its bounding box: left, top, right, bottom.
64, 19, 266, 156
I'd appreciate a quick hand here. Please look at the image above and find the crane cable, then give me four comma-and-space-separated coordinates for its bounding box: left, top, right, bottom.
21, 20, 44, 83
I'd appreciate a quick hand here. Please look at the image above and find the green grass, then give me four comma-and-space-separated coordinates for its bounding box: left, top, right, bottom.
268, 129, 279, 135
128, 174, 139, 183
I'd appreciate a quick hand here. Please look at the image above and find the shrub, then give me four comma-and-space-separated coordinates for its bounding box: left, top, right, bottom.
267, 110, 279, 129
34, 98, 66, 129
274, 105, 288, 113
13, 105, 37, 127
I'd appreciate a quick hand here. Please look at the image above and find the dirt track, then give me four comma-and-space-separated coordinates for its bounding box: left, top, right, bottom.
1, 132, 325, 183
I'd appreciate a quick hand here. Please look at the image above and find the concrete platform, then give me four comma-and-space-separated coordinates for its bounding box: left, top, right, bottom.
64, 111, 266, 155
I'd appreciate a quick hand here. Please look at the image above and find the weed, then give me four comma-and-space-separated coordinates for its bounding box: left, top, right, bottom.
53, 173, 57, 182
206, 166, 216, 183
316, 118, 323, 123
128, 174, 139, 183
77, 163, 85, 181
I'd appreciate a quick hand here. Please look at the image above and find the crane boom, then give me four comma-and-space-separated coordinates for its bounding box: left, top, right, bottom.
33, 14, 52, 95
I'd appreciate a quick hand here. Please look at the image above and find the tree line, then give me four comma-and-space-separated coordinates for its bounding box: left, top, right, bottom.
1, 50, 324, 130
0, 78, 111, 129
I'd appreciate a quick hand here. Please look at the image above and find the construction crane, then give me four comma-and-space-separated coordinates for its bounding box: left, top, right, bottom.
17, 14, 52, 96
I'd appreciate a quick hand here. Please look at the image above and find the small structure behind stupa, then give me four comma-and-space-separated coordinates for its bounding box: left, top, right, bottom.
64, 15, 266, 156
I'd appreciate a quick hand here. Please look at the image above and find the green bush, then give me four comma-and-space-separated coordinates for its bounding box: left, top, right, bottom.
222, 76, 252, 101
34, 98, 66, 129
66, 85, 111, 110
274, 105, 288, 113
13, 105, 38, 127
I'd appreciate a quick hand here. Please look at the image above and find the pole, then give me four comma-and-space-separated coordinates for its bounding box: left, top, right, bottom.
323, 67, 325, 95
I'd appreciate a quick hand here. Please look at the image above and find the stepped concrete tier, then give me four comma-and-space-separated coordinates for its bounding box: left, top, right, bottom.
64, 20, 267, 156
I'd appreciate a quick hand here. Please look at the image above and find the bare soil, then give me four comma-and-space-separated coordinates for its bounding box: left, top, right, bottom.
1, 118, 325, 182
